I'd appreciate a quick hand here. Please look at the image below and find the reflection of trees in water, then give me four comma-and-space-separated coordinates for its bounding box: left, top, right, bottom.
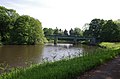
77, 45, 97, 53
0, 45, 44, 67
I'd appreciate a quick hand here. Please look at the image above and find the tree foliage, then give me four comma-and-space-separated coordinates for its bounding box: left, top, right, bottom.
86, 19, 105, 38
74, 27, 83, 36
43, 28, 54, 36
101, 20, 120, 42
69, 28, 83, 36
10, 15, 45, 44
83, 18, 120, 42
64, 29, 68, 35
0, 6, 45, 45
53, 27, 59, 35
0, 6, 19, 43
58, 29, 64, 35
69, 28, 74, 36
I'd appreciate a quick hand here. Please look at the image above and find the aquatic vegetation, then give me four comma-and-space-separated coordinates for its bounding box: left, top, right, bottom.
0, 63, 11, 74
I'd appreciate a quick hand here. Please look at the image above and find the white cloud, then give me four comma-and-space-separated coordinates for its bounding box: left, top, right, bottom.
1, 0, 120, 30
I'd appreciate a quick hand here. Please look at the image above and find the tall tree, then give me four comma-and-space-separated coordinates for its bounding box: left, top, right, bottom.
0, 6, 19, 43
48, 28, 54, 35
53, 27, 59, 35
43, 28, 49, 36
101, 20, 119, 42
74, 27, 83, 36
11, 15, 45, 44
69, 28, 74, 36
88, 19, 105, 38
58, 29, 64, 35
64, 29, 68, 35
114, 20, 120, 41
43, 28, 54, 36
83, 30, 91, 37
0, 10, 11, 42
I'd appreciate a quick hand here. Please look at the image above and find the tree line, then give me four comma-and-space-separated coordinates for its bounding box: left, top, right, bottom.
43, 19, 120, 42
84, 19, 120, 42
43, 27, 83, 36
0, 6, 45, 45
0, 6, 120, 45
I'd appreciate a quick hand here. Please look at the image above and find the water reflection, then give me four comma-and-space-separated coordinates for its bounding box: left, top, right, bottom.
0, 45, 44, 67
43, 43, 83, 61
0, 44, 97, 67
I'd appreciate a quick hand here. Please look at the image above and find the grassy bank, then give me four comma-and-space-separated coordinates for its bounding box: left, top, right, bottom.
99, 42, 120, 50
0, 42, 120, 79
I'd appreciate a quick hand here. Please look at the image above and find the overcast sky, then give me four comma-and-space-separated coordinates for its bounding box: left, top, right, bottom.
0, 0, 120, 30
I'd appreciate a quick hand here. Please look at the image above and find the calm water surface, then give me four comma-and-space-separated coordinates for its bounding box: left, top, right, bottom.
0, 43, 97, 67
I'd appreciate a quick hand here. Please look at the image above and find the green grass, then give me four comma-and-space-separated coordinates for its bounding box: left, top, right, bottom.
99, 42, 120, 50
0, 42, 120, 79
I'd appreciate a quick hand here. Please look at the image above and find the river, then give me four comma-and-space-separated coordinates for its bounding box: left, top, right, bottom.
0, 43, 97, 68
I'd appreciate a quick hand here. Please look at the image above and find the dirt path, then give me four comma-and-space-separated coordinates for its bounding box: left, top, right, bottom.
77, 56, 120, 79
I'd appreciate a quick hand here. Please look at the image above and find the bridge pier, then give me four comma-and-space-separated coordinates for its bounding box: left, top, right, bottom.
54, 37, 58, 45
73, 38, 77, 45
90, 38, 96, 45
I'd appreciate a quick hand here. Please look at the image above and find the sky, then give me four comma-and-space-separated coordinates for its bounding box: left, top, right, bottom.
0, 0, 120, 30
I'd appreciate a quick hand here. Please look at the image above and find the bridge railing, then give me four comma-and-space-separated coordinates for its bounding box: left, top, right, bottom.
46, 35, 93, 38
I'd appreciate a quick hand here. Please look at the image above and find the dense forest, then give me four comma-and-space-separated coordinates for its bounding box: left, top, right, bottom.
0, 6, 120, 45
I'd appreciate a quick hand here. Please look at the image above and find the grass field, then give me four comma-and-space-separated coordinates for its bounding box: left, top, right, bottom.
0, 42, 120, 79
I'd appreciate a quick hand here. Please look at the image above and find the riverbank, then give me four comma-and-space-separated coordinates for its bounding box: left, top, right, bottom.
78, 55, 120, 79
99, 42, 120, 50
0, 42, 120, 79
